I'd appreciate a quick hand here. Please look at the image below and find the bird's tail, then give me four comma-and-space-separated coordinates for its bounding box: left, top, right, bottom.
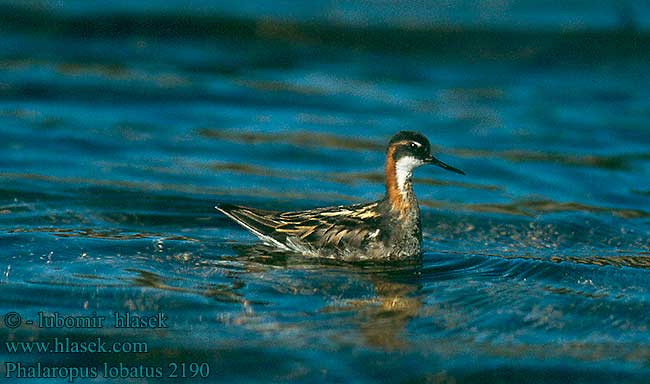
215, 204, 287, 249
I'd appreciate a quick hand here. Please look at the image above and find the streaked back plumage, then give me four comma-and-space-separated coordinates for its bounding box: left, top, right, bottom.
216, 202, 389, 260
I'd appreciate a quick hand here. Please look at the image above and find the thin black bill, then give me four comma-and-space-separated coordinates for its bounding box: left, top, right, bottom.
425, 156, 465, 175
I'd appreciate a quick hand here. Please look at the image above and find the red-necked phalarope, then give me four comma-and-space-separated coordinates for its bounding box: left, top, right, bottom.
216, 131, 465, 261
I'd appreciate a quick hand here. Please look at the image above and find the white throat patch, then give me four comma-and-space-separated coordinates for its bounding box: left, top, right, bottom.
394, 156, 423, 194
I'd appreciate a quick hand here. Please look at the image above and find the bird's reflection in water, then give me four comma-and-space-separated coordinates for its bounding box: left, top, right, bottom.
347, 273, 421, 349
232, 243, 423, 350
124, 245, 423, 349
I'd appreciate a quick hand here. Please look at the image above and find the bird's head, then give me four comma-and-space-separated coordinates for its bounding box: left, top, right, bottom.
387, 131, 465, 176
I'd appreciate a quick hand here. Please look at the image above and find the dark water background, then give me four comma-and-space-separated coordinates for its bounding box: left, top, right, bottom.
1, 1, 650, 382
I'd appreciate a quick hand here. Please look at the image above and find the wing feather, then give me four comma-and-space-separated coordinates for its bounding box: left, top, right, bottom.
216, 201, 384, 253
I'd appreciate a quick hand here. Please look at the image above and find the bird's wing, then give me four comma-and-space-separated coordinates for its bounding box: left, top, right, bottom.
216, 202, 384, 249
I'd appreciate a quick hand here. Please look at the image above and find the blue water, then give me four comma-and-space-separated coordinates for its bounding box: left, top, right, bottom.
1, 2, 650, 383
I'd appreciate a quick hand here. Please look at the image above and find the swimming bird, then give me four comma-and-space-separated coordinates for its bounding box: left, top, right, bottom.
216, 131, 464, 261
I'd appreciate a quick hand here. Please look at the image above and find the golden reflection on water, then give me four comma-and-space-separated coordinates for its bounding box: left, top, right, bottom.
197, 128, 383, 151
438, 249, 650, 271
549, 254, 650, 269
421, 198, 650, 219
233, 79, 324, 96
0, 172, 357, 203
0, 59, 190, 88
127, 269, 248, 304
449, 148, 650, 171
322, 277, 421, 350
9, 227, 195, 241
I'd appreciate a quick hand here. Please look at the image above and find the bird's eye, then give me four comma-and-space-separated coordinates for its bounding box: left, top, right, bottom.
409, 142, 418, 148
